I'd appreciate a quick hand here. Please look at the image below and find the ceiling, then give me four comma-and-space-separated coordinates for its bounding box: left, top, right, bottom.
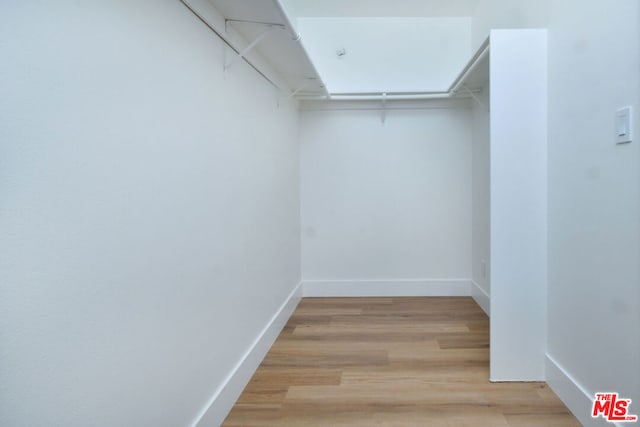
292, 0, 479, 17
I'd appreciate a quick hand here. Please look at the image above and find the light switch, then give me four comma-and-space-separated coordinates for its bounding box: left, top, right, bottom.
615, 106, 633, 144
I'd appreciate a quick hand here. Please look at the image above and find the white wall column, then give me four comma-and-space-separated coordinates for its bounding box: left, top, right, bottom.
489, 29, 548, 381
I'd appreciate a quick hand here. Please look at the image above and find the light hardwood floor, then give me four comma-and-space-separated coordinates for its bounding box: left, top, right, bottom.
223, 297, 580, 426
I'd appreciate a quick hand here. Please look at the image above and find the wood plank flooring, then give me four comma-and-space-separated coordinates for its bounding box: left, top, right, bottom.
223, 297, 580, 426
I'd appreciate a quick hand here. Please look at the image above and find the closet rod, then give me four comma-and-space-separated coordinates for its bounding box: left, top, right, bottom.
449, 38, 490, 94
299, 90, 479, 102
325, 92, 449, 101
180, 0, 283, 93
300, 106, 468, 112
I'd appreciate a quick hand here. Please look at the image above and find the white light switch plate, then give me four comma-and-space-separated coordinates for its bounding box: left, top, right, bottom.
615, 106, 633, 144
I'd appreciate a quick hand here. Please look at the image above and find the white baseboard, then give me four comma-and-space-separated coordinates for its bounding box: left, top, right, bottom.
546, 354, 612, 427
470, 281, 490, 316
191, 282, 303, 427
302, 279, 471, 297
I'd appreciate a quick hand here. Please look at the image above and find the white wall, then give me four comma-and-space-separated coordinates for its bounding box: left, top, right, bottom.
0, 1, 301, 426
471, 86, 491, 307
471, 0, 547, 50
293, 0, 478, 18
300, 102, 472, 294
474, 0, 640, 424
545, 1, 640, 423
489, 30, 547, 381
298, 17, 471, 93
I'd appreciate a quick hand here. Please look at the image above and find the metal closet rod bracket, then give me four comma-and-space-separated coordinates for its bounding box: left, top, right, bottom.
381, 93, 388, 124
222, 19, 302, 76
287, 78, 320, 99
458, 84, 488, 112
224, 26, 280, 71
179, 0, 283, 93
180, 0, 328, 100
